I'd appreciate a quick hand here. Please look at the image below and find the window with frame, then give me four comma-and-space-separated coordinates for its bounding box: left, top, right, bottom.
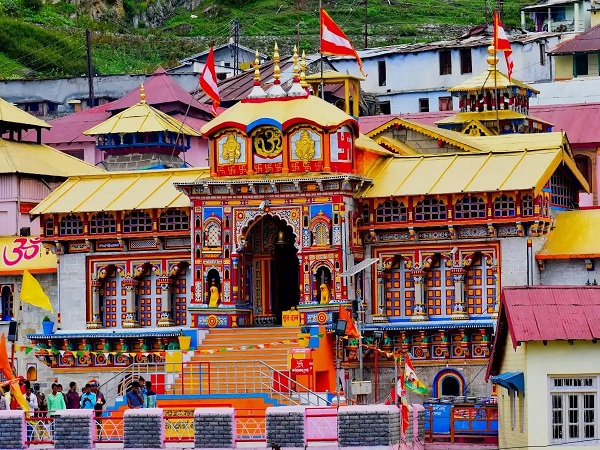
313, 223, 330, 246
123, 211, 152, 233
204, 221, 222, 247
550, 171, 575, 209
439, 50, 452, 75
1, 285, 14, 320
550, 376, 597, 444
415, 199, 447, 221
521, 195, 534, 216
439, 96, 453, 112
539, 43, 546, 66
89, 212, 116, 234
159, 209, 190, 231
419, 98, 430, 112
59, 214, 83, 236
378, 60, 387, 86
460, 48, 472, 74
361, 203, 370, 224
575, 53, 589, 77
454, 196, 486, 219
375, 200, 407, 223
44, 217, 54, 236
493, 195, 516, 217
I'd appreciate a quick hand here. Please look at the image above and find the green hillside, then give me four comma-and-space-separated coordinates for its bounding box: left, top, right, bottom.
0, 0, 534, 79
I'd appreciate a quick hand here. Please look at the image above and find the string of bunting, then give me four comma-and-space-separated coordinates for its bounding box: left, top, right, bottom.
16, 334, 324, 357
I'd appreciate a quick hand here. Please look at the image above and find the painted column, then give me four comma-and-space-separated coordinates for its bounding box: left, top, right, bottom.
232, 256, 239, 303
122, 277, 139, 328
451, 267, 469, 320
574, 2, 580, 32
521, 11, 526, 29
377, 266, 386, 317
491, 265, 500, 318
88, 278, 103, 329
157, 276, 175, 327
410, 268, 428, 322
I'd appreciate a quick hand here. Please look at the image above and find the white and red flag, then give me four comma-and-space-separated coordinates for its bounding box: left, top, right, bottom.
494, 11, 514, 81
199, 46, 220, 116
320, 8, 366, 77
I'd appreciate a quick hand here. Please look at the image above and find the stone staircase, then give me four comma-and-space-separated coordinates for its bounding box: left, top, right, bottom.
169, 327, 302, 397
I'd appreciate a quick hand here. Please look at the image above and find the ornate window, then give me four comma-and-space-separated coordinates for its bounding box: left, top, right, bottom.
385, 260, 414, 318
521, 195, 534, 216
313, 223, 330, 246
550, 171, 575, 209
466, 256, 496, 315
1, 285, 14, 320
59, 214, 83, 236
415, 199, 447, 221
361, 203, 370, 223
159, 209, 189, 231
376, 200, 407, 223
454, 196, 486, 219
123, 211, 152, 233
493, 195, 516, 217
90, 212, 116, 234
204, 221, 222, 247
426, 259, 453, 316
44, 218, 54, 236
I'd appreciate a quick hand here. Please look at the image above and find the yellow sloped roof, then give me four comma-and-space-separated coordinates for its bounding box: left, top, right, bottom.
537, 210, 600, 259
0, 97, 50, 129
437, 110, 552, 127
361, 147, 587, 198
0, 138, 102, 176
83, 102, 200, 136
355, 133, 394, 155
31, 167, 209, 215
465, 132, 565, 152
374, 136, 420, 156
447, 69, 539, 93
200, 95, 357, 136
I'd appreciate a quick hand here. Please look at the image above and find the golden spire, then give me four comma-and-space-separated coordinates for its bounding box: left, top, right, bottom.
292, 45, 300, 82
273, 42, 281, 85
253, 49, 261, 85
300, 50, 308, 88
486, 44, 498, 72
140, 83, 146, 103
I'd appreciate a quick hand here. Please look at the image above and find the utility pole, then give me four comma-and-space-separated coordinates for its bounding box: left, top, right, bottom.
85, 29, 95, 109
363, 0, 368, 49
230, 18, 240, 75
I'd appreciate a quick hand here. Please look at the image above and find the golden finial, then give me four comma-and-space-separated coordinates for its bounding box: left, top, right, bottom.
253, 49, 261, 85
300, 50, 308, 88
273, 42, 281, 84
486, 44, 498, 71
140, 83, 146, 103
292, 45, 300, 82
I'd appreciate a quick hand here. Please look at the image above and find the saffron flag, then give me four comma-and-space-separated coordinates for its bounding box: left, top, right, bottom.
21, 269, 53, 313
199, 46, 220, 116
493, 11, 514, 81
0, 335, 29, 412
320, 8, 366, 77
338, 304, 360, 339
404, 353, 428, 395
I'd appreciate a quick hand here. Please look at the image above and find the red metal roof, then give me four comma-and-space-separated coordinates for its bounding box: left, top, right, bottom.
548, 23, 600, 55
359, 111, 452, 134
503, 286, 600, 345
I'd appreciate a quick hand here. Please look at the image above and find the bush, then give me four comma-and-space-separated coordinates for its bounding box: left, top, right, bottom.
22, 0, 42, 11
0, 0, 21, 17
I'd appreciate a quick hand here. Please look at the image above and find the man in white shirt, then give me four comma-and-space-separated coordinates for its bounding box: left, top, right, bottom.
25, 384, 38, 442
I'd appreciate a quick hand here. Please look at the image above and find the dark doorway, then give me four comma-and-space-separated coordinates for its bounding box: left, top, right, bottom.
441, 376, 460, 396
272, 226, 300, 319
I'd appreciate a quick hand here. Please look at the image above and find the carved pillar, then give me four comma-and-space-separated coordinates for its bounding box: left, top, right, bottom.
87, 278, 103, 329
411, 269, 428, 321
232, 256, 239, 303
491, 265, 500, 319
373, 266, 388, 323
157, 277, 175, 327
451, 267, 469, 320
122, 277, 139, 328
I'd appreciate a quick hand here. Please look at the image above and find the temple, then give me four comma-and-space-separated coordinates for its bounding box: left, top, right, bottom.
29, 43, 587, 399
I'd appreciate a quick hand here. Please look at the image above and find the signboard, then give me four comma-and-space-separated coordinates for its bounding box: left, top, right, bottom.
282, 309, 301, 327
291, 358, 314, 375
0, 237, 57, 275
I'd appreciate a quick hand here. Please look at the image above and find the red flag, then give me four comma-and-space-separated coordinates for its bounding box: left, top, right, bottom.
320, 8, 366, 77
338, 304, 360, 339
199, 46, 220, 116
494, 11, 514, 81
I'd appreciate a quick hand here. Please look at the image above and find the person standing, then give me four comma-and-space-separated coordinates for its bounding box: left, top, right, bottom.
126, 382, 143, 409
24, 385, 38, 442
34, 384, 47, 416
66, 382, 80, 409
47, 383, 66, 416
143, 381, 157, 408
80, 384, 96, 410
1, 385, 10, 410
90, 381, 106, 440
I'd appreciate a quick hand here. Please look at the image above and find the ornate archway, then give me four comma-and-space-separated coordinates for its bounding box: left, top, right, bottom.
240, 214, 300, 325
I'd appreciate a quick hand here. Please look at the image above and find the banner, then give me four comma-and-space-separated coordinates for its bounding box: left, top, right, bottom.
0, 237, 56, 275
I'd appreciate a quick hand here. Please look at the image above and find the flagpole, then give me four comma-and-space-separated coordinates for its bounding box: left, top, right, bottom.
394, 352, 399, 406
319, 0, 325, 100
493, 13, 500, 134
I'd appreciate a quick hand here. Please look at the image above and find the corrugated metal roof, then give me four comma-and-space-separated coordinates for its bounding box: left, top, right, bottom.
522, 0, 580, 12
83, 101, 200, 136
502, 286, 600, 345
0, 97, 51, 129
30, 167, 209, 215
537, 209, 600, 259
447, 69, 539, 93
360, 144, 587, 197
0, 138, 103, 177
548, 23, 600, 54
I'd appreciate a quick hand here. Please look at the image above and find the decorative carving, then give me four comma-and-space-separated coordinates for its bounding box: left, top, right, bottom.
253, 126, 283, 158
294, 130, 316, 163
221, 134, 242, 164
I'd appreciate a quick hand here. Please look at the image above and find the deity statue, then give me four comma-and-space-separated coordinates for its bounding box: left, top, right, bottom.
320, 280, 331, 304
209, 281, 220, 307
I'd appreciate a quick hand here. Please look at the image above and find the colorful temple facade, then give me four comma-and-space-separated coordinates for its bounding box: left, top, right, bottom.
28, 46, 588, 399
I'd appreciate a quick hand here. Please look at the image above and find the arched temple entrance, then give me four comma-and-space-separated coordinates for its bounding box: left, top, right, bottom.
241, 215, 300, 325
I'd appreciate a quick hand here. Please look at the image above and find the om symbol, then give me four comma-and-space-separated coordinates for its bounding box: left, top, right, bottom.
253, 126, 283, 158
2, 237, 41, 266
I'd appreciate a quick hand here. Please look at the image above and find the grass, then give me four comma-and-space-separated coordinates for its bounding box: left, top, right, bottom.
0, 0, 536, 79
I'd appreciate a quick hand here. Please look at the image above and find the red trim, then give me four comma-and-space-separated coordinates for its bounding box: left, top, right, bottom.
241, 95, 309, 104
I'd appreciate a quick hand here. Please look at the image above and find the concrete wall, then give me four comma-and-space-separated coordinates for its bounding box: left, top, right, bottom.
58, 253, 88, 330
53, 409, 95, 449
0, 410, 26, 450
540, 258, 600, 285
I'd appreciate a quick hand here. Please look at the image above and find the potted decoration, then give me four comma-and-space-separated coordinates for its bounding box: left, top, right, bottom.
42, 316, 54, 335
